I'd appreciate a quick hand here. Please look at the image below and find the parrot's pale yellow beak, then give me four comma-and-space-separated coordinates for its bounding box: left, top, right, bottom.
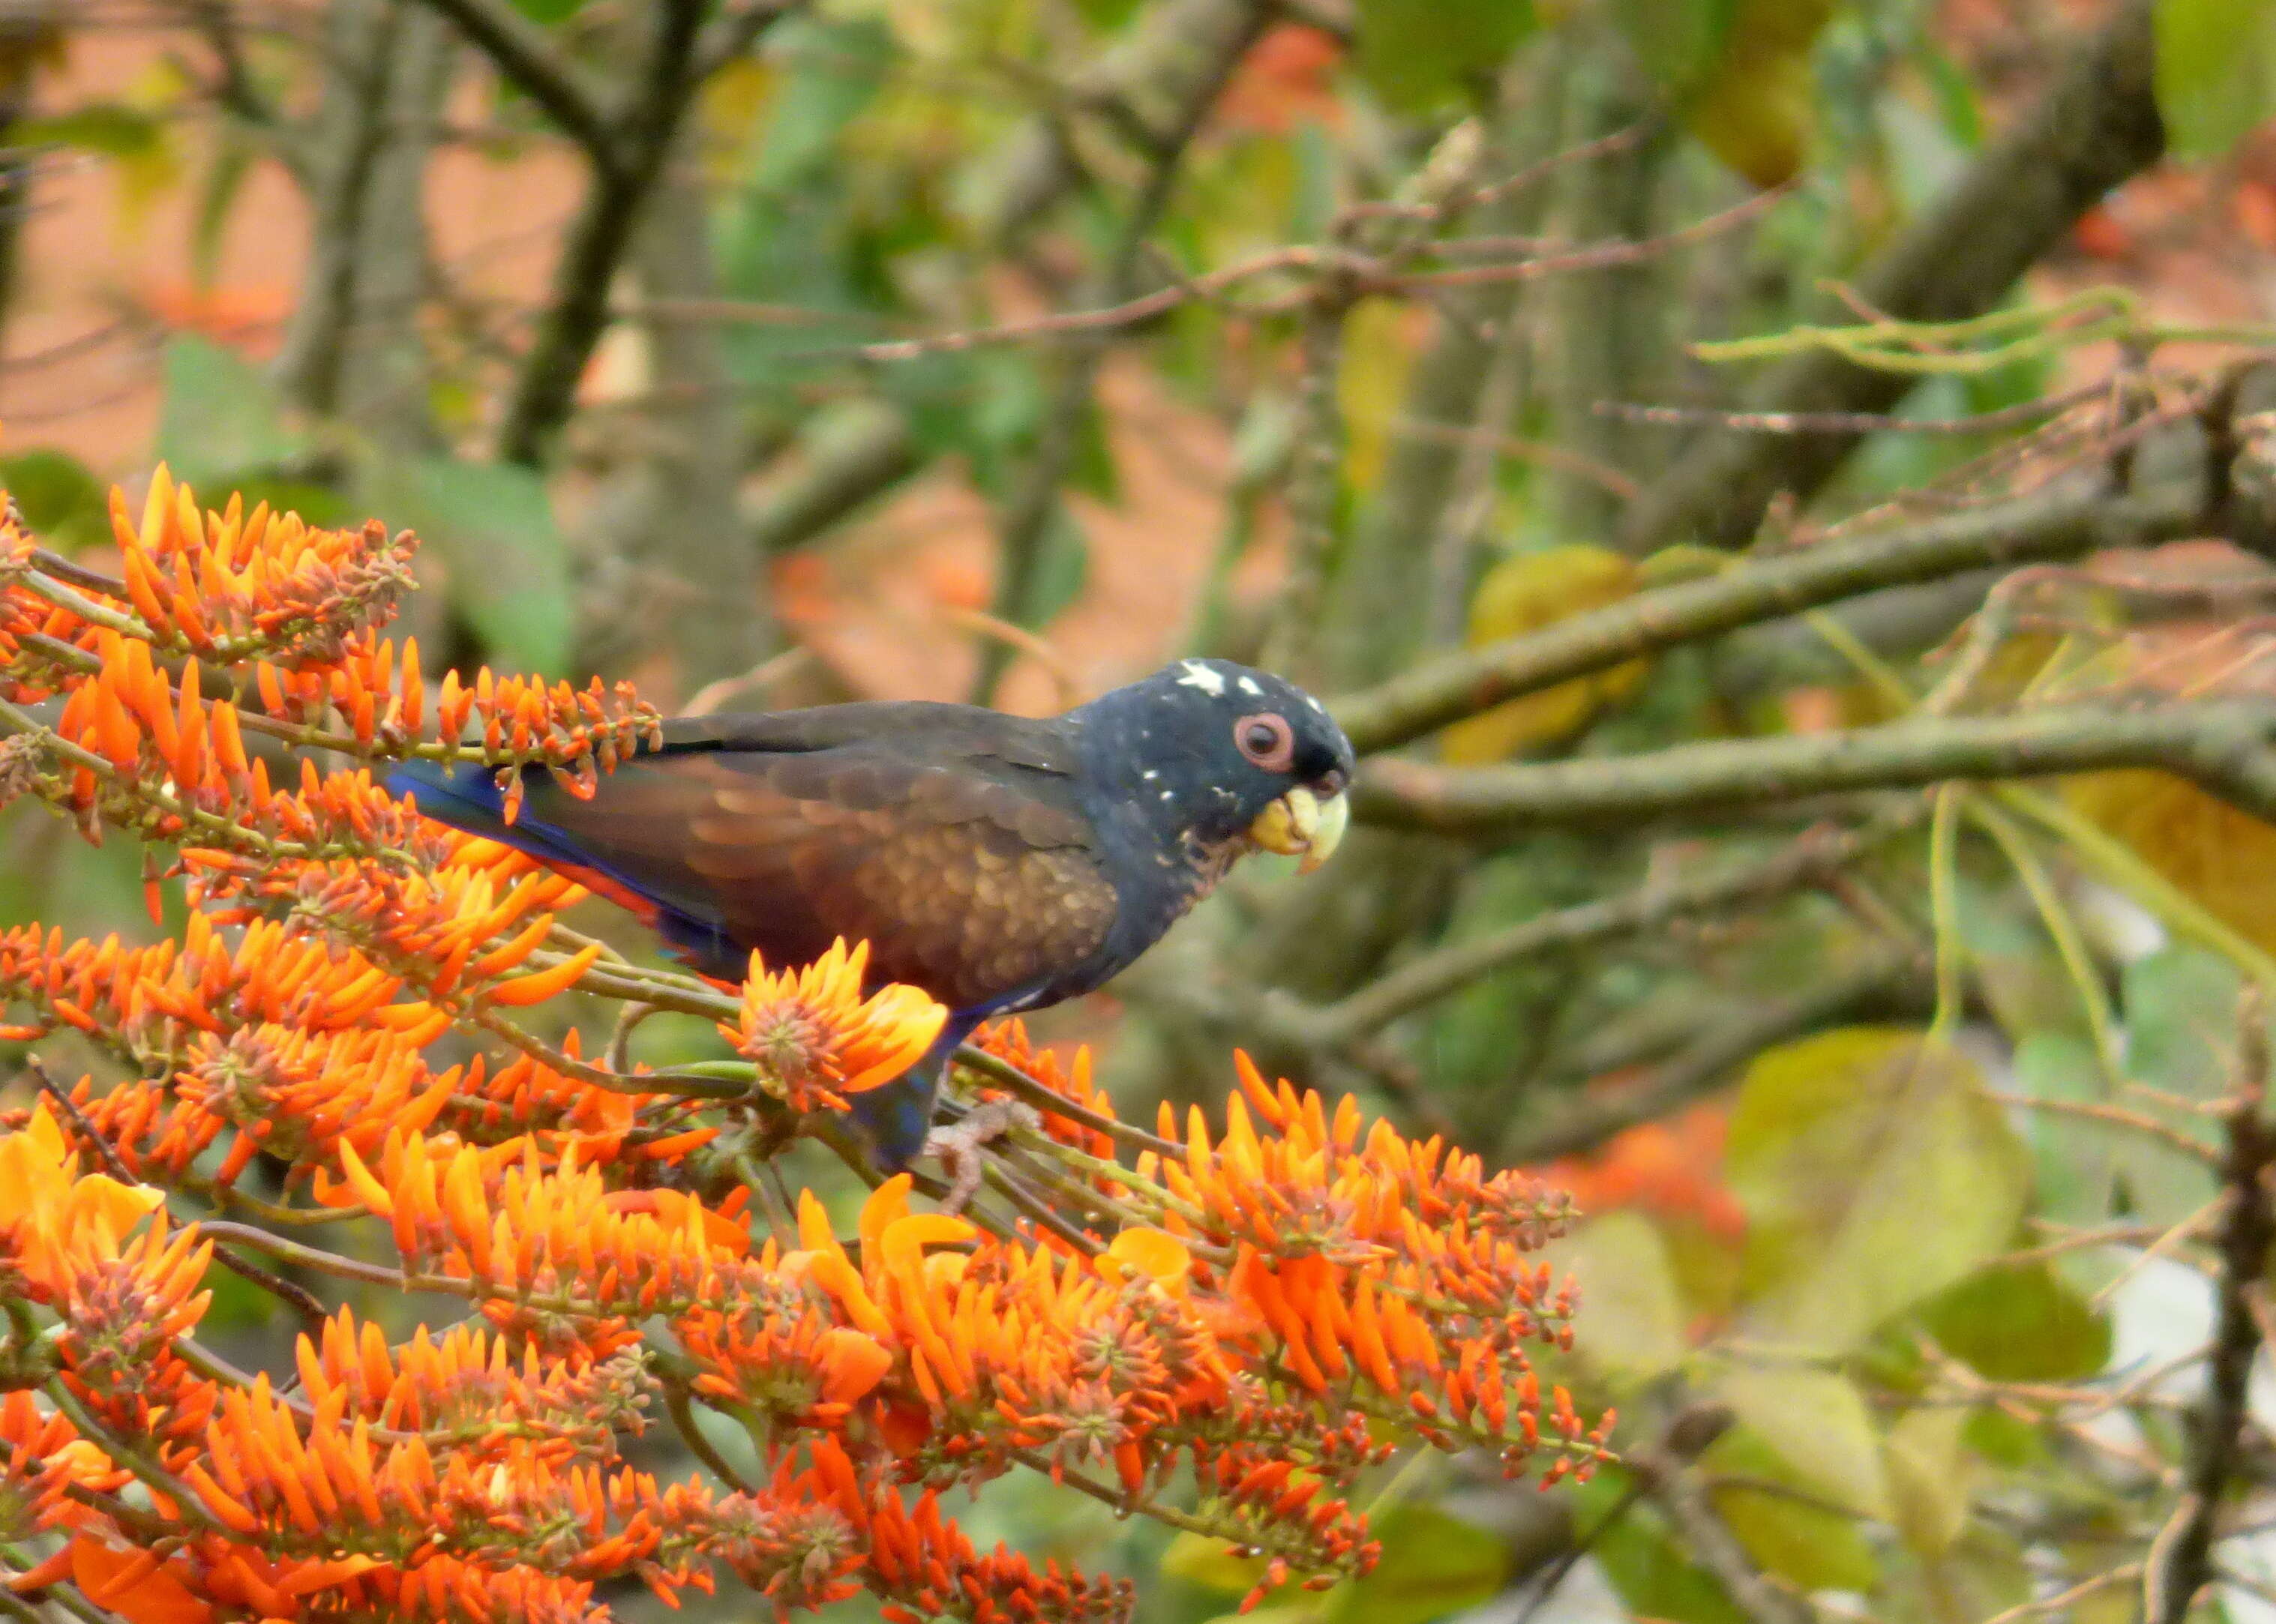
1249, 785, 1350, 875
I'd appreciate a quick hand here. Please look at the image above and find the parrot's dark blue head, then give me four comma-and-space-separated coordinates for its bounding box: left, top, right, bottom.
1069, 658, 1356, 883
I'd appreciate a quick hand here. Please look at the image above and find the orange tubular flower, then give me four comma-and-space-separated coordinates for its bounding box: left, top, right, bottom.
966, 1019, 1122, 1165
335, 1129, 757, 1354
0, 1390, 130, 1543
102, 465, 414, 665
724, 939, 949, 1112
292, 1307, 652, 1464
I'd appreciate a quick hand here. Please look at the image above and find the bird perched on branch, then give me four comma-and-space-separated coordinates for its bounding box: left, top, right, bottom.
389, 658, 1354, 1168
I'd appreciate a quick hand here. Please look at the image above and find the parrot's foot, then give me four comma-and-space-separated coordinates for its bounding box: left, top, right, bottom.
923, 1100, 1039, 1214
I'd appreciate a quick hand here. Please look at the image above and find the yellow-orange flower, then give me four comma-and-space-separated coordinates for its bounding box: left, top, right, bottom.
724, 939, 947, 1111
0, 1101, 165, 1296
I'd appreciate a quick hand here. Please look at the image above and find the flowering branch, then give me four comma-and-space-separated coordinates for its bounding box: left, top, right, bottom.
0, 471, 1612, 1624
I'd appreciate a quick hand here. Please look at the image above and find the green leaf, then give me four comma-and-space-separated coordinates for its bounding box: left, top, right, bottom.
1883, 1407, 1974, 1557
510, 0, 590, 19
1612, 0, 1735, 88
0, 448, 109, 553
1354, 0, 1534, 114
2012, 1029, 2121, 1228
2092, 944, 2239, 1220
193, 133, 258, 286
1168, 1505, 1507, 1624
2125, 943, 2245, 1101
1727, 1027, 2030, 1355
748, 17, 892, 194
0, 800, 172, 942
1585, 1470, 1749, 1624
1071, 0, 1146, 28
154, 334, 304, 489
1069, 396, 1120, 506
13, 103, 165, 159
1712, 1362, 1890, 1520
1555, 1212, 1688, 1382
2155, 0, 2276, 161
1919, 1260, 2111, 1383
1963, 1406, 2046, 1469
1321, 1505, 1509, 1624
372, 458, 573, 678
16, 102, 178, 214
1018, 506, 1090, 629
1701, 1427, 1879, 1593
1160, 1530, 1270, 1596
1614, 0, 1834, 186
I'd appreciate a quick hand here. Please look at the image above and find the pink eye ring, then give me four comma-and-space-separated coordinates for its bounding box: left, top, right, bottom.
1234, 712, 1295, 772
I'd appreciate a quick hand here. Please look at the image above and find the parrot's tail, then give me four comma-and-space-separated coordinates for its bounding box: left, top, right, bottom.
388, 760, 743, 978
388, 761, 596, 875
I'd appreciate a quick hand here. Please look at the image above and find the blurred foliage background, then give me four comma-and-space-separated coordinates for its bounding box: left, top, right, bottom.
7, 0, 2276, 1621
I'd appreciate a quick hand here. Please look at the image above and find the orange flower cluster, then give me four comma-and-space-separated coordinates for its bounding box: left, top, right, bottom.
183, 840, 602, 1018
292, 1307, 652, 1463
0, 894, 691, 1194
0, 467, 658, 858
726, 939, 950, 1112
0, 472, 1607, 1624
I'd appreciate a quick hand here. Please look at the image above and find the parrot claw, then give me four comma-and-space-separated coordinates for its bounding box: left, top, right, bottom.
923, 1100, 1040, 1214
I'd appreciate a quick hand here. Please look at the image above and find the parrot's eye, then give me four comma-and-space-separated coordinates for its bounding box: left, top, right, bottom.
1234, 712, 1295, 772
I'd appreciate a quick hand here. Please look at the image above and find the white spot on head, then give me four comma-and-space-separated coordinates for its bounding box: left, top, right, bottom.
1159, 790, 1174, 801
1176, 659, 1227, 697
1140, 769, 1158, 781
1236, 676, 1262, 697
1304, 691, 1327, 717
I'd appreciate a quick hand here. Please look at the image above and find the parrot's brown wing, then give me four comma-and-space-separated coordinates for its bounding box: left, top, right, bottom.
517, 706, 1117, 1008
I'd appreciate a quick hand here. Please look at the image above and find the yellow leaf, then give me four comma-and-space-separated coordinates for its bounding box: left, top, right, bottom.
699, 57, 776, 184
1551, 1211, 1688, 1383
1685, 44, 1816, 189
1637, 0, 1838, 189
1334, 298, 1420, 495
1713, 1362, 1892, 1521
1441, 545, 1647, 763
2064, 771, 2276, 956
1728, 1027, 2029, 1356
1884, 1406, 1974, 1557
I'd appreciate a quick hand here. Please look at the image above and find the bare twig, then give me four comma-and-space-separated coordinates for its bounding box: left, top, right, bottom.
1316, 804, 1922, 1041
2146, 991, 2276, 1624
1981, 1563, 2146, 1624
1594, 379, 2111, 437
1381, 184, 1789, 292
1333, 472, 2237, 754
1356, 700, 2276, 840
1393, 415, 1642, 501
406, 0, 614, 165
495, 1, 721, 465
1629, 1430, 1814, 1624
692, 0, 789, 78
1621, 0, 2164, 550
1498, 949, 1924, 1164
1345, 116, 1658, 229
1256, 283, 1351, 682
271, 0, 404, 412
